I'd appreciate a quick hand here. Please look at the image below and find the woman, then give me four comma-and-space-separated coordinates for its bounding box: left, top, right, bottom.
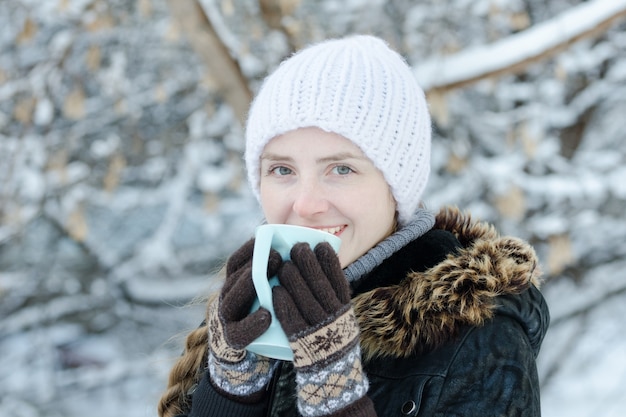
158, 35, 550, 417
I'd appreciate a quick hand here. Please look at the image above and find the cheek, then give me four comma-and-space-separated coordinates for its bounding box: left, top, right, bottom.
362, 184, 396, 219
358, 186, 396, 239
260, 186, 285, 223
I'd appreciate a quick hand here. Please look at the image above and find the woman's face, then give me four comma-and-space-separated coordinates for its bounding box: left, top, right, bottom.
259, 127, 396, 267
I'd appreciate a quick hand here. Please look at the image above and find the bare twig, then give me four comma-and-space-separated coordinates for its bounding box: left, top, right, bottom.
166, 0, 252, 126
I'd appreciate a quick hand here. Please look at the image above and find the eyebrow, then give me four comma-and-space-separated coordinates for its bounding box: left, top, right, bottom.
260, 152, 368, 164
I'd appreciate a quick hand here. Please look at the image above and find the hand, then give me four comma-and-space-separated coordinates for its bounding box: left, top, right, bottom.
273, 242, 373, 417
207, 238, 282, 402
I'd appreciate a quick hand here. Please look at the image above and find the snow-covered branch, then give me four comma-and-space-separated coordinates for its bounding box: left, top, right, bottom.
415, 0, 626, 91
166, 0, 252, 125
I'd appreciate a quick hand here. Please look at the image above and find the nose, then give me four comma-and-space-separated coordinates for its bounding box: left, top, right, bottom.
291, 180, 330, 218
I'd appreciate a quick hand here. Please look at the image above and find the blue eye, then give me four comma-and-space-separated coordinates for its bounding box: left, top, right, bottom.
270, 166, 292, 176
332, 165, 353, 175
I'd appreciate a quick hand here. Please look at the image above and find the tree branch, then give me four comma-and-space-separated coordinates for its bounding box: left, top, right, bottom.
166, 0, 252, 126
259, 0, 297, 50
415, 0, 626, 93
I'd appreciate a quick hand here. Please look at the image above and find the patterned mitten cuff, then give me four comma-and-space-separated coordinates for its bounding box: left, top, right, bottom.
208, 300, 278, 401
208, 350, 279, 399
291, 308, 369, 417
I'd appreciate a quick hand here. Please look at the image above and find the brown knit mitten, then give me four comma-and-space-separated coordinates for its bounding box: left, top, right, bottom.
273, 242, 376, 417
208, 239, 282, 402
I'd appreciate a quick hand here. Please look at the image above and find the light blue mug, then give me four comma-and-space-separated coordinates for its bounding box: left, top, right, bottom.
247, 224, 342, 360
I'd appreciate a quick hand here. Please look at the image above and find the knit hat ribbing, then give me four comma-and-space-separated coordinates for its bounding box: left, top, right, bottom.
244, 35, 431, 225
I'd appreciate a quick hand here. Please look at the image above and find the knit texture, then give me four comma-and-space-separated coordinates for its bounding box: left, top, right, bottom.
207, 300, 278, 399
295, 344, 368, 417
291, 308, 360, 369
245, 35, 431, 225
208, 350, 278, 398
343, 208, 435, 282
273, 243, 369, 417
289, 308, 368, 417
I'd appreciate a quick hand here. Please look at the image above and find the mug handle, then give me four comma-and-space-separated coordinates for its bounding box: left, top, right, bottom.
251, 225, 275, 310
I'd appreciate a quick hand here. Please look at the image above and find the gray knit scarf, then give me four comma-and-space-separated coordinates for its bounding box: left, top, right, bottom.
343, 208, 436, 283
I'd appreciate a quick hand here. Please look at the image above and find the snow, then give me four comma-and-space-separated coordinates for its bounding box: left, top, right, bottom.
415, 0, 626, 89
540, 279, 626, 417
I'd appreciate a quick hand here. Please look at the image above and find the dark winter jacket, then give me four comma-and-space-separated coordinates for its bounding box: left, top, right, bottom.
186, 207, 550, 417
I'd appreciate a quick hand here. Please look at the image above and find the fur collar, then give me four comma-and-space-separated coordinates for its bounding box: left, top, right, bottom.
353, 206, 542, 361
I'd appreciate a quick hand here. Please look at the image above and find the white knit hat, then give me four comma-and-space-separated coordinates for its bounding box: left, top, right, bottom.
244, 35, 431, 225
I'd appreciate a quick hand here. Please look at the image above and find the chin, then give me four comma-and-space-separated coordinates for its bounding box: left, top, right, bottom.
338, 252, 356, 269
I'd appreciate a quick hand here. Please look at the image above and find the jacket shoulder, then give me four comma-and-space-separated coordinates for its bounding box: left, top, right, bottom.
365, 312, 543, 417
355, 207, 547, 360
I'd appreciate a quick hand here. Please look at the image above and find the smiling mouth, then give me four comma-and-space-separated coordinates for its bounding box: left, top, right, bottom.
315, 225, 345, 236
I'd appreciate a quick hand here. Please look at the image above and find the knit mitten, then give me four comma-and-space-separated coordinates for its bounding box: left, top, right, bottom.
208, 239, 282, 403
273, 242, 376, 417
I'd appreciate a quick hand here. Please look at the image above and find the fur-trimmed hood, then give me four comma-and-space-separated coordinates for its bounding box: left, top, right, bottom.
353, 206, 546, 361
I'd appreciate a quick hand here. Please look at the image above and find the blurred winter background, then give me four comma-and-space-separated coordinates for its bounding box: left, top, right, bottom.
1, 0, 625, 416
